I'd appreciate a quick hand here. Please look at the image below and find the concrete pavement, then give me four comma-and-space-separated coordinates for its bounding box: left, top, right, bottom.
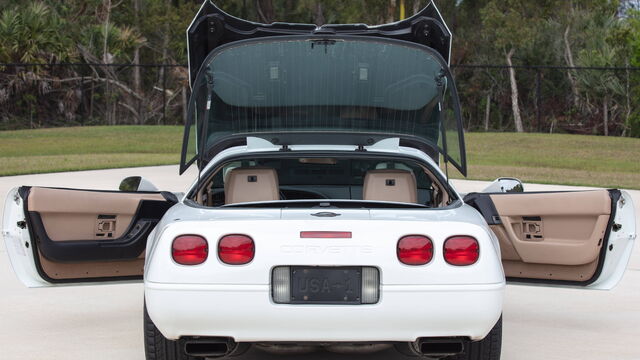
0, 166, 638, 360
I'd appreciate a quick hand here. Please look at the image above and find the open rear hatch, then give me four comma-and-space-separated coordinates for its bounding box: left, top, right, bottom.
187, 1, 452, 84
181, 1, 465, 176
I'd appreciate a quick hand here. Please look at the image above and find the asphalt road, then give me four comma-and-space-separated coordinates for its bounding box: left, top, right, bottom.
0, 166, 638, 360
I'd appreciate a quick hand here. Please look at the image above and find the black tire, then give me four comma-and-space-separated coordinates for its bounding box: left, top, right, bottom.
144, 304, 202, 360
394, 342, 420, 357
448, 316, 502, 360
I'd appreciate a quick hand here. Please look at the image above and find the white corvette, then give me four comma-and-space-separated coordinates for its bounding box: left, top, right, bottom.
2, 2, 637, 360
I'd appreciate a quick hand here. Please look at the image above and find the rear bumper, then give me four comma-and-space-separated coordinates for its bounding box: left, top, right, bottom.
145, 281, 504, 342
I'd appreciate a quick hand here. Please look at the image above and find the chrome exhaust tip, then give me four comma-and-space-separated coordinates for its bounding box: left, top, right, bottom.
412, 338, 465, 357
183, 337, 236, 358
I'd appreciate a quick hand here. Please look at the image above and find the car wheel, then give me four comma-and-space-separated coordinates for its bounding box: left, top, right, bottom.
448, 316, 502, 360
144, 304, 203, 360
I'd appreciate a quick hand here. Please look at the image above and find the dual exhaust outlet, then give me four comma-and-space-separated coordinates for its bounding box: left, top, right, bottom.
182, 337, 465, 358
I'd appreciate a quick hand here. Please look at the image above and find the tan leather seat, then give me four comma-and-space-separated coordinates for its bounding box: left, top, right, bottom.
225, 167, 280, 204
362, 169, 418, 204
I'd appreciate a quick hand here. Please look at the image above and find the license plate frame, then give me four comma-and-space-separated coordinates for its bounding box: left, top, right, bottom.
290, 266, 362, 305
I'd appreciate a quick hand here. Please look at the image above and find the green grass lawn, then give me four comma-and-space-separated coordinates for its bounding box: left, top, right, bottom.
455, 132, 640, 189
0, 126, 182, 176
1, 126, 639, 189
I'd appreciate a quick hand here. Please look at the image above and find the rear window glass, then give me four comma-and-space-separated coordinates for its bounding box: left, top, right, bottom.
182, 37, 466, 176
200, 39, 442, 144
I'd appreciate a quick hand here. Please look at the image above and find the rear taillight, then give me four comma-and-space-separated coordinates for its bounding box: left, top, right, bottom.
172, 235, 208, 265
397, 235, 433, 265
443, 236, 479, 266
218, 234, 255, 265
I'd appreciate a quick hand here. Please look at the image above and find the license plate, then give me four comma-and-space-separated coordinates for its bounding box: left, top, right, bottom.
290, 267, 362, 304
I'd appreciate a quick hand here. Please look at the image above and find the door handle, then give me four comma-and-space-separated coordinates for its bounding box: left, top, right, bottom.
522, 216, 543, 241
95, 215, 117, 238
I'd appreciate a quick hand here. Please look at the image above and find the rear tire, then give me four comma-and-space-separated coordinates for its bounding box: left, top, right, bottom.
448, 316, 502, 360
144, 304, 202, 360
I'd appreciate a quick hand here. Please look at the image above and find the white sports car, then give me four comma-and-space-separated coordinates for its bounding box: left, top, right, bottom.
2, 2, 637, 360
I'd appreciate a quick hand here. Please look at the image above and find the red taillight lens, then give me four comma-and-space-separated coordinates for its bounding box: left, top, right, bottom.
397, 235, 433, 265
218, 234, 255, 265
172, 235, 208, 265
444, 236, 479, 266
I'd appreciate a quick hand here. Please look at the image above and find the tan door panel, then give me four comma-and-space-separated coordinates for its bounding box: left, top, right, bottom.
25, 187, 169, 282
28, 187, 164, 241
489, 190, 612, 282
490, 191, 611, 216
38, 254, 145, 280
498, 214, 608, 265
489, 225, 521, 261
502, 259, 599, 282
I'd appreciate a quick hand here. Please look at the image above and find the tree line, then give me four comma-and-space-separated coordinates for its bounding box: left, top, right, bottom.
0, 0, 639, 137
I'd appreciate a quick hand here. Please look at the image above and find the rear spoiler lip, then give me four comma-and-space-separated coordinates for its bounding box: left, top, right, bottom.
187, 0, 452, 87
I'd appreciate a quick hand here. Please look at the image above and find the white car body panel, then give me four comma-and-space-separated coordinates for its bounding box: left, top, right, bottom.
588, 191, 637, 289
2, 187, 49, 288
144, 200, 505, 341
145, 282, 503, 342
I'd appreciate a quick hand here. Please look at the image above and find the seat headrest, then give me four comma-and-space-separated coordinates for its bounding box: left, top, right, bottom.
362, 169, 418, 204
224, 167, 279, 205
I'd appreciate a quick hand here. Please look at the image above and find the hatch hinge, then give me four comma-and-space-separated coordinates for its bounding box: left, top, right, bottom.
279, 144, 292, 152
17, 221, 26, 229
356, 145, 367, 152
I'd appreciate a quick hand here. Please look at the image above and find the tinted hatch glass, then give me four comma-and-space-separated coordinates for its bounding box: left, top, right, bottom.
182, 37, 465, 175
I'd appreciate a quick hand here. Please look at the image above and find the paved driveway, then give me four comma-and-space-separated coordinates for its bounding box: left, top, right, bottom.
0, 166, 638, 360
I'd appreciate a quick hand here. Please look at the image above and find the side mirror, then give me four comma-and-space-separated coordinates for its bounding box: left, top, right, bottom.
119, 176, 159, 192
482, 177, 524, 193
161, 191, 180, 205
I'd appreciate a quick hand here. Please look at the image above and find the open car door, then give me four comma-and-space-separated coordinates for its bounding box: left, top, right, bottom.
465, 190, 636, 289
3, 187, 173, 287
